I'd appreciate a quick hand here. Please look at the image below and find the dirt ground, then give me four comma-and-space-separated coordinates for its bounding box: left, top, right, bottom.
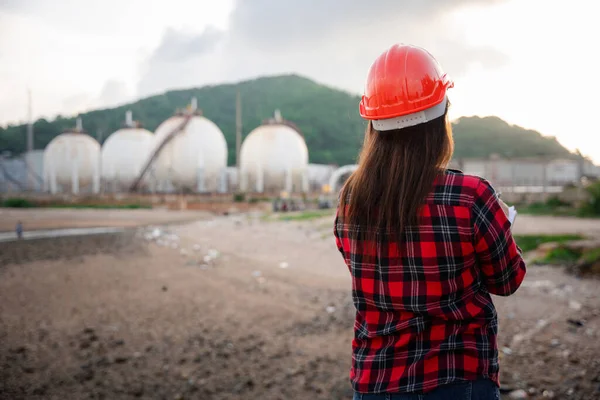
0, 210, 599, 400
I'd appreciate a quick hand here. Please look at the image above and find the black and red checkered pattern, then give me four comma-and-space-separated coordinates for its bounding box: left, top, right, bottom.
334, 170, 526, 394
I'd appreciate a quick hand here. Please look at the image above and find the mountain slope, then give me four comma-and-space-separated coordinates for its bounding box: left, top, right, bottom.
452, 116, 572, 160
0, 75, 573, 165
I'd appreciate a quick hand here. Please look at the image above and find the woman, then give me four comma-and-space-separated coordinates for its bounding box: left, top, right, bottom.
334, 44, 526, 400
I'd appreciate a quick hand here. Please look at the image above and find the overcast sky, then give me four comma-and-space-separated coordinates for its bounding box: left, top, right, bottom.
1, 0, 599, 162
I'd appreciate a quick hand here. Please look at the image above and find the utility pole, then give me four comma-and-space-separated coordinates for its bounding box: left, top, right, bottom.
235, 89, 242, 188
26, 89, 34, 190
575, 149, 585, 203
541, 154, 548, 201
27, 89, 33, 153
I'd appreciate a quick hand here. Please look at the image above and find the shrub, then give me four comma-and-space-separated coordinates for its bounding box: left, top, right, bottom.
578, 182, 600, 217
2, 198, 34, 208
233, 193, 246, 203
545, 196, 569, 208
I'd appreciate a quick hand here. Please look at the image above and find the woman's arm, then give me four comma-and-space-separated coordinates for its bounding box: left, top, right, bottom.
472, 179, 526, 296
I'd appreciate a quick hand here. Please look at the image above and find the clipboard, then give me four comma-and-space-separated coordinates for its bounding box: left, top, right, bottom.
508, 206, 517, 225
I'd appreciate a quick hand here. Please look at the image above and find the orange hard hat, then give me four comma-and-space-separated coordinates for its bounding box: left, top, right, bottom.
359, 44, 454, 131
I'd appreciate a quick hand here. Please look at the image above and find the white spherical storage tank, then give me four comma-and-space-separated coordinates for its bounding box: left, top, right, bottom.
101, 112, 155, 191
240, 111, 309, 193
152, 109, 228, 192
43, 119, 101, 194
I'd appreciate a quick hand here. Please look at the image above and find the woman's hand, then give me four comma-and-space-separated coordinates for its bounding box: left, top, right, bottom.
499, 199, 509, 216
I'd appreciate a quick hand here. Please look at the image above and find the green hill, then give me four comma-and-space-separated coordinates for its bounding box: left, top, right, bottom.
0, 75, 573, 165
452, 115, 572, 160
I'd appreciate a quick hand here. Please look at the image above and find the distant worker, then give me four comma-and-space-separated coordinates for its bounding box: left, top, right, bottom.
15, 221, 23, 240
334, 44, 526, 400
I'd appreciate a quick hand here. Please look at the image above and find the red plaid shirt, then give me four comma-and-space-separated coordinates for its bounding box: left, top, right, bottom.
334, 170, 526, 394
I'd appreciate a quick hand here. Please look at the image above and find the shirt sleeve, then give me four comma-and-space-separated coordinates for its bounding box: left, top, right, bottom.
472, 179, 526, 296
333, 207, 345, 257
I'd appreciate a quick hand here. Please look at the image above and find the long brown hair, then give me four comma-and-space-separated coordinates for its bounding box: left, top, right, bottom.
339, 106, 454, 236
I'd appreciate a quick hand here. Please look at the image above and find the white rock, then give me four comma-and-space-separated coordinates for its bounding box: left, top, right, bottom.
586, 328, 595, 336
203, 255, 212, 263
325, 306, 336, 314
279, 262, 289, 269
152, 228, 161, 238
193, 244, 201, 252
502, 346, 513, 355
509, 389, 528, 399
522, 280, 554, 289
537, 319, 548, 328
208, 249, 219, 259
569, 300, 582, 311
542, 390, 555, 398
252, 271, 262, 277
512, 333, 525, 345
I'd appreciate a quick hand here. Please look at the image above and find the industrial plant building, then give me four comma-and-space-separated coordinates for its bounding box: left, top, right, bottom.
2, 98, 600, 197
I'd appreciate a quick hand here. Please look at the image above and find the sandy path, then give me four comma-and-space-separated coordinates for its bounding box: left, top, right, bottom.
0, 208, 211, 233
511, 215, 600, 237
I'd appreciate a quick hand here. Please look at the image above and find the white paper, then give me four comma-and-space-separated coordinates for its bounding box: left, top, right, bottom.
508, 206, 517, 225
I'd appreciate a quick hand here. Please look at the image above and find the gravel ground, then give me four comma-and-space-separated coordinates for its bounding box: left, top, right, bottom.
0, 211, 599, 400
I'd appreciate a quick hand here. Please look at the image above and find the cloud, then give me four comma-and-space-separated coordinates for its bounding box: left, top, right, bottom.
137, 27, 227, 97
0, 0, 149, 35
62, 93, 93, 115
0, 0, 25, 12
433, 40, 510, 77
137, 0, 509, 97
148, 27, 224, 63
61, 79, 131, 116
227, 0, 505, 49
96, 80, 131, 108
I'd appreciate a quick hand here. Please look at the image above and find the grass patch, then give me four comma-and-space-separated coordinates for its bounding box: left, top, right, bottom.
278, 209, 334, 221
582, 247, 600, 263
248, 197, 272, 204
233, 193, 271, 204
534, 245, 600, 265
1, 198, 151, 209
516, 202, 579, 217
539, 246, 581, 265
46, 203, 151, 210
1, 198, 35, 208
516, 188, 600, 218
260, 213, 274, 222
513, 234, 584, 252
515, 195, 581, 217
